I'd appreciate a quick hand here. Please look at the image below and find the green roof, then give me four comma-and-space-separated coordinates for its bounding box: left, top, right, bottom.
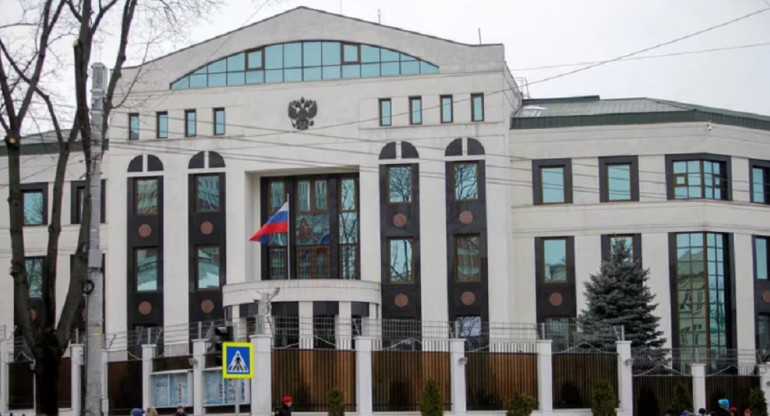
511, 96, 770, 132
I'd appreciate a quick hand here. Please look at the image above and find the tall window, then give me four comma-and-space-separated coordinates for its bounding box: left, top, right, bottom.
22, 187, 46, 226
213, 108, 225, 135
759, 314, 770, 357
156, 112, 168, 139
542, 238, 568, 282
195, 175, 220, 212
388, 238, 414, 283
135, 178, 159, 215
409, 96, 422, 125
533, 160, 572, 205
296, 178, 330, 279
135, 247, 159, 291
455, 235, 481, 282
471, 93, 484, 122
674, 232, 729, 359
73, 180, 106, 224
600, 156, 638, 202
669, 157, 729, 200
266, 180, 288, 280
379, 98, 392, 126
387, 166, 411, 203
129, 113, 140, 140
440, 95, 453, 123
604, 234, 640, 262
185, 110, 197, 137
751, 161, 770, 204
26, 257, 43, 298
755, 236, 769, 280
453, 162, 478, 200
544, 317, 572, 352
339, 178, 359, 280
196, 246, 221, 289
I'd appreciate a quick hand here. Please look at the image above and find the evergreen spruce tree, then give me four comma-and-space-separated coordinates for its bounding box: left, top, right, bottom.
578, 238, 666, 357
328, 389, 345, 416
591, 380, 618, 416
669, 382, 693, 415
748, 387, 768, 416
420, 379, 445, 416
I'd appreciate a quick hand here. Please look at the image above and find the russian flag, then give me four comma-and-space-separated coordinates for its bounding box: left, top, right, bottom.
249, 202, 289, 242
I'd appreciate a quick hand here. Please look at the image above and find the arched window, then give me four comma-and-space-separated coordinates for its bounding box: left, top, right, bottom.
379, 142, 419, 160
127, 155, 164, 172
188, 151, 226, 169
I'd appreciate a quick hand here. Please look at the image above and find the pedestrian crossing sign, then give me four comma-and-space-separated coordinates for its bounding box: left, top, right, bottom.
222, 342, 254, 379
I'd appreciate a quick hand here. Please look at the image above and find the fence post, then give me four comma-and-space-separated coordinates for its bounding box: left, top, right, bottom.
760, 363, 770, 407
537, 340, 553, 416
192, 339, 207, 414
251, 334, 272, 416
616, 341, 633, 416
142, 344, 155, 410
690, 363, 706, 412
71, 344, 84, 416
0, 340, 9, 413
355, 337, 374, 416
449, 338, 467, 416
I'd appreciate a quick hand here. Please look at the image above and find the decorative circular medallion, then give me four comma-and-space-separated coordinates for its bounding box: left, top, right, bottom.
394, 293, 409, 308
201, 300, 215, 314
200, 221, 214, 235
138, 224, 152, 238
459, 210, 474, 225
763, 291, 770, 304
393, 213, 407, 228
138, 301, 152, 315
30, 309, 37, 321
461, 291, 476, 306
549, 292, 564, 307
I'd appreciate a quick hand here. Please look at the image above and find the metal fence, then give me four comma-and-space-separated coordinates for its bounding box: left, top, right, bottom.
552, 346, 618, 409
271, 349, 356, 412
465, 351, 538, 410
372, 350, 451, 411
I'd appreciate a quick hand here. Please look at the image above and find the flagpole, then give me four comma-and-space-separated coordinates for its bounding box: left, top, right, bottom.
286, 192, 292, 280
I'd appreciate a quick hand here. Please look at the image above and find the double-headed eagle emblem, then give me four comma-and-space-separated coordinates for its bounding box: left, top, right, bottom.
288, 97, 317, 131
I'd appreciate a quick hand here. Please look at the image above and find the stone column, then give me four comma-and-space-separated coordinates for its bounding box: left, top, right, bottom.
616, 341, 633, 416
450, 339, 467, 416
142, 344, 155, 410
299, 301, 314, 349
691, 363, 707, 413
251, 335, 272, 416
336, 302, 352, 350
192, 339, 207, 415
70, 344, 84, 416
355, 337, 373, 416
536, 340, 553, 416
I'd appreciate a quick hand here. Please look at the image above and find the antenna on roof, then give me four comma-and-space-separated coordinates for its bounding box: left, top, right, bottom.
477, 28, 482, 45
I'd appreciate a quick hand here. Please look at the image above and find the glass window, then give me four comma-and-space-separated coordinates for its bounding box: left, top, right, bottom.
343, 44, 359, 63
342, 65, 360, 79
540, 166, 565, 204
226, 53, 245, 71
303, 42, 321, 66
213, 108, 225, 135
303, 67, 322, 81
389, 239, 413, 283
135, 178, 158, 215
609, 235, 635, 261
156, 112, 168, 139
607, 164, 632, 201
322, 66, 341, 80
171, 78, 189, 90
381, 62, 399, 76
361, 45, 379, 63
265, 69, 283, 83
197, 246, 221, 289
189, 74, 207, 88
471, 93, 484, 122
759, 314, 770, 356
379, 99, 392, 126
283, 42, 302, 68
22, 189, 45, 225
315, 180, 327, 210
246, 70, 264, 84
284, 68, 302, 82
185, 110, 196, 137
420, 62, 439, 74
129, 113, 140, 140
543, 238, 567, 282
227, 72, 245, 85
26, 257, 43, 298
454, 163, 478, 200
135, 248, 159, 291
208, 73, 226, 87
456, 235, 481, 282
381, 49, 399, 62
340, 178, 359, 280
264, 45, 283, 69
409, 97, 422, 125
752, 166, 769, 204
671, 159, 728, 200
247, 50, 263, 69
756, 237, 769, 280
388, 166, 411, 203
441, 95, 453, 123
361, 63, 379, 78
401, 61, 419, 75
208, 59, 226, 73
196, 175, 220, 212
322, 42, 341, 65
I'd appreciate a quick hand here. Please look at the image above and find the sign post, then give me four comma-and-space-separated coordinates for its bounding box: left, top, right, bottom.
223, 342, 255, 416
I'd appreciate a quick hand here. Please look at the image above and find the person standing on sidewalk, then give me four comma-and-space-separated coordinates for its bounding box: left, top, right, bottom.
275, 396, 292, 416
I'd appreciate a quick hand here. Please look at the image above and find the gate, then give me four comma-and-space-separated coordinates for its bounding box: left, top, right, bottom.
552, 346, 618, 409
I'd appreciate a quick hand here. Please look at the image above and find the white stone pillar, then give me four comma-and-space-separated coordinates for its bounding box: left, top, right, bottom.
449, 339, 467, 416
0, 340, 10, 413
142, 344, 155, 410
355, 337, 373, 416
192, 339, 207, 415
691, 363, 707, 413
616, 341, 633, 416
361, 317, 382, 350
336, 302, 352, 350
760, 363, 770, 407
252, 335, 272, 416
70, 344, 84, 415
536, 340, 553, 416
299, 301, 314, 349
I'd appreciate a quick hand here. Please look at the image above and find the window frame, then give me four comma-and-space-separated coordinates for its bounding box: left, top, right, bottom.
156, 112, 168, 139
194, 174, 221, 213
213, 108, 225, 136
538, 237, 571, 284
471, 93, 484, 122
246, 48, 264, 69
754, 235, 769, 281
134, 246, 160, 292
21, 182, 48, 226
128, 113, 140, 140
599, 156, 639, 202
532, 159, 573, 205
601, 233, 642, 263
387, 237, 415, 284
379, 98, 392, 127
71, 180, 106, 224
341, 43, 361, 64
409, 96, 422, 125
750, 159, 770, 205
454, 234, 482, 282
195, 245, 222, 290
440, 95, 453, 124
386, 165, 412, 204
453, 161, 479, 201
665, 154, 732, 201
184, 109, 197, 137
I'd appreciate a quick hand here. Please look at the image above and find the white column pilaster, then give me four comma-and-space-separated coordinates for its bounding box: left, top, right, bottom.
691, 363, 707, 413
336, 302, 352, 350
192, 339, 207, 415
355, 337, 373, 416
449, 339, 467, 416
70, 344, 84, 415
616, 341, 633, 416
142, 344, 155, 410
251, 335, 272, 416
537, 340, 553, 416
299, 301, 313, 349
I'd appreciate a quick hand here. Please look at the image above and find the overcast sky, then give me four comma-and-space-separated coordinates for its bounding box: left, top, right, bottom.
115, 0, 766, 115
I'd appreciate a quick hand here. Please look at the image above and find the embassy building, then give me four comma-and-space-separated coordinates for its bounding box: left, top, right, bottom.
3, 7, 770, 361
